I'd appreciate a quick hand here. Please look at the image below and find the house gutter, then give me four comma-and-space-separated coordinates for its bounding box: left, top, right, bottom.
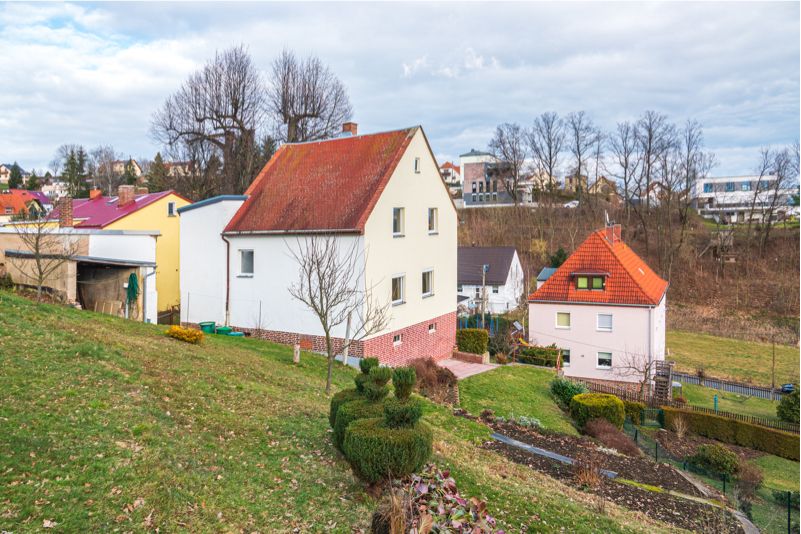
222, 228, 362, 236
527, 299, 657, 309
221, 233, 231, 326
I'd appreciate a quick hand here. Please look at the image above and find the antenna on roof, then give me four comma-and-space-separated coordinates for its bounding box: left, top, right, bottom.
605, 210, 610, 226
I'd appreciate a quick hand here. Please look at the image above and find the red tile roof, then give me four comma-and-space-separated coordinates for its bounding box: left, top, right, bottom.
224, 128, 418, 234
0, 190, 44, 216
441, 161, 460, 173
529, 226, 668, 306
49, 190, 182, 228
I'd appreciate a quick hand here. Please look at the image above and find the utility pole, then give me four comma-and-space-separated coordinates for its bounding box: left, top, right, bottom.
481, 264, 489, 330
771, 335, 776, 400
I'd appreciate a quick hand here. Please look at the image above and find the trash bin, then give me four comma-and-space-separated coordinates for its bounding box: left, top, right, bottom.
199, 321, 216, 334
227, 331, 244, 337
215, 326, 232, 335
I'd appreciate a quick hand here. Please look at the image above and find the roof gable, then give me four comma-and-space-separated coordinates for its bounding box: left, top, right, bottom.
529, 228, 668, 306
49, 190, 184, 228
458, 246, 517, 286
225, 127, 418, 234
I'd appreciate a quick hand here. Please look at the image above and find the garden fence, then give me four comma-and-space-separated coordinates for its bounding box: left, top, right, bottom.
672, 371, 786, 401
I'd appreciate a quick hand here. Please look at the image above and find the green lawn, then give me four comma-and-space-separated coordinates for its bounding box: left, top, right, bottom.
679, 383, 780, 419
459, 364, 579, 436
667, 330, 799, 387
0, 291, 673, 533
751, 455, 800, 493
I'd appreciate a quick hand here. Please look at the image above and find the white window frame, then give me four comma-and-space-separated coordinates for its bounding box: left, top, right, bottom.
597, 351, 612, 369
555, 311, 571, 329
167, 201, 176, 217
597, 313, 613, 332
428, 323, 436, 334
392, 207, 405, 237
421, 269, 434, 298
427, 207, 438, 234
239, 249, 254, 277
393, 333, 403, 346
391, 274, 405, 306
492, 285, 499, 294
457, 284, 463, 292
414, 157, 421, 173
561, 349, 571, 367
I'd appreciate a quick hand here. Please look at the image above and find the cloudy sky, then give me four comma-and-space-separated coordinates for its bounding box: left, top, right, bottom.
0, 1, 798, 176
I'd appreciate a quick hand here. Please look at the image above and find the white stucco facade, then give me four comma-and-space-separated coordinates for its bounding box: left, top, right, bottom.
457, 251, 524, 314
528, 297, 666, 383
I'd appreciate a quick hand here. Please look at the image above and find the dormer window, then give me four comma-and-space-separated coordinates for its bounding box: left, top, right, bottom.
573, 271, 607, 290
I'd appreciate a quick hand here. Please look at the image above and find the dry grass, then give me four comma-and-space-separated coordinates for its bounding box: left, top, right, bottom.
671, 415, 688, 440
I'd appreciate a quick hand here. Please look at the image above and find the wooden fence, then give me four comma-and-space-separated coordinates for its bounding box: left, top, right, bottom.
672, 371, 786, 400
570, 378, 799, 434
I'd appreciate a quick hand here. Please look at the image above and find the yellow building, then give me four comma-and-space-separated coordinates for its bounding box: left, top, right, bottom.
50, 185, 190, 314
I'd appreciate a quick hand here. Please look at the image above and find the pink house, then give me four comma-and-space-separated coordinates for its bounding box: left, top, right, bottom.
528, 225, 668, 385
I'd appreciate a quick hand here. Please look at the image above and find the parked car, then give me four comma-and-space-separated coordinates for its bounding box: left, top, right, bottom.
563, 200, 579, 208
781, 383, 795, 394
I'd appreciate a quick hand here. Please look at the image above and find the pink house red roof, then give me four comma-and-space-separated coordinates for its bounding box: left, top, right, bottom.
0, 189, 44, 216
224, 127, 418, 234
529, 226, 668, 306
49, 190, 182, 228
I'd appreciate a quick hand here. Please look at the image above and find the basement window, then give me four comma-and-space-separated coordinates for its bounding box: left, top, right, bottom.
428, 323, 436, 333
393, 333, 403, 346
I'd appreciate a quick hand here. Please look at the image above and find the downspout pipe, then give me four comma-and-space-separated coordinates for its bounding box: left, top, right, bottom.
142, 267, 156, 324
221, 234, 231, 326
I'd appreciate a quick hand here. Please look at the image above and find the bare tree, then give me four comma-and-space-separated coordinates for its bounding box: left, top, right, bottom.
288, 235, 389, 394
267, 49, 353, 144
152, 45, 266, 196
609, 121, 640, 220
90, 145, 123, 194
9, 213, 78, 300
528, 112, 565, 190
634, 111, 674, 213
760, 146, 797, 254
488, 123, 528, 205
614, 351, 659, 401
565, 111, 597, 200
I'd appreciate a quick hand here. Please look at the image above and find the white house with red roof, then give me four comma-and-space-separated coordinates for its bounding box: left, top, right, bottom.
180, 124, 457, 365
528, 224, 668, 384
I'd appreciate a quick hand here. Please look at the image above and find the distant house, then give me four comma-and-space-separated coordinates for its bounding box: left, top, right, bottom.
165, 161, 194, 178
528, 224, 668, 385
562, 173, 588, 194
0, 163, 29, 186
0, 190, 45, 222
49, 186, 190, 313
180, 123, 457, 366
41, 180, 68, 200
459, 149, 518, 206
693, 175, 796, 224
439, 161, 461, 189
457, 246, 524, 314
589, 176, 621, 204
111, 159, 143, 178
535, 267, 557, 289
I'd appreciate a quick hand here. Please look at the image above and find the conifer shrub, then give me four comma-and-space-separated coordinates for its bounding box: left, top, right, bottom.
329, 388, 361, 428
623, 400, 646, 425
777, 388, 799, 423
570, 393, 625, 429
392, 367, 416, 401
550, 377, 588, 408
333, 399, 385, 450
364, 366, 392, 401
342, 418, 433, 483
383, 398, 423, 429
355, 357, 380, 393
456, 328, 489, 355
688, 444, 740, 477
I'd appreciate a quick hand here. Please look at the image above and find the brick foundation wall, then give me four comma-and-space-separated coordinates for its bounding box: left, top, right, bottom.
363, 311, 456, 366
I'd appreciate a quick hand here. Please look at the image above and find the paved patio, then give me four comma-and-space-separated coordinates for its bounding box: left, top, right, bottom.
438, 358, 498, 380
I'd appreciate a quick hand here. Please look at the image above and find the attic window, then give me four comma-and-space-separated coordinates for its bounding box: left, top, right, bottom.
414, 157, 421, 173
576, 276, 605, 290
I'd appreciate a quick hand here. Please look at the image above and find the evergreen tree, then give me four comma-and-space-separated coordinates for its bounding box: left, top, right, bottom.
549, 247, 568, 268
147, 152, 170, 192
63, 150, 83, 197
122, 160, 138, 186
8, 162, 23, 189
26, 171, 40, 191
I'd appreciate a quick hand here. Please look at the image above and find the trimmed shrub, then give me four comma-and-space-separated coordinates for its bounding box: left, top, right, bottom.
456, 328, 489, 355
364, 366, 392, 401
329, 388, 361, 427
777, 388, 799, 423
570, 393, 625, 429
333, 399, 385, 449
342, 417, 433, 483
623, 400, 646, 425
392, 367, 416, 401
516, 344, 559, 367
688, 444, 739, 477
0, 272, 13, 290
383, 397, 423, 429
584, 418, 640, 456
360, 357, 380, 375
550, 377, 588, 408
166, 325, 203, 344
663, 407, 800, 461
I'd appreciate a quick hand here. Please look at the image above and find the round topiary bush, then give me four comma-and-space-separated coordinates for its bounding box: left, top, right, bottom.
355, 357, 380, 393
383, 397, 423, 429
570, 393, 625, 429
364, 366, 392, 401
392, 367, 416, 401
689, 444, 740, 477
342, 417, 433, 483
333, 398, 385, 450
329, 388, 361, 428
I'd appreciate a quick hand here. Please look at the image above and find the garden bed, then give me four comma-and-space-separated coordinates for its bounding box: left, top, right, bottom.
649, 427, 765, 461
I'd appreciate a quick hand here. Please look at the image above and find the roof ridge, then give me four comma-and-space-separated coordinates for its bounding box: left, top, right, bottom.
592, 230, 654, 304
282, 126, 418, 147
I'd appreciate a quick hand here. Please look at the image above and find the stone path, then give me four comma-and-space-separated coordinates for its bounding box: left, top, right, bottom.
438, 358, 497, 380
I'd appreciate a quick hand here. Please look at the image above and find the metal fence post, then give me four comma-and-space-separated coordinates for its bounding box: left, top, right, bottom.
722, 474, 726, 494
655, 442, 658, 461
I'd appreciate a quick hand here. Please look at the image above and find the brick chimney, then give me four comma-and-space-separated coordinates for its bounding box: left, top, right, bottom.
342, 122, 358, 136
135, 187, 148, 195
118, 185, 135, 207
58, 196, 73, 228
605, 223, 622, 244
89, 189, 102, 200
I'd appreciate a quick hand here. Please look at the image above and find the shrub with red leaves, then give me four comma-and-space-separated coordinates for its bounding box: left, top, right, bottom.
584, 418, 641, 456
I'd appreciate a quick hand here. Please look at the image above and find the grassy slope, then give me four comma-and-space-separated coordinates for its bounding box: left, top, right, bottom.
0, 292, 676, 533
459, 365, 579, 436
680, 384, 779, 419
666, 330, 799, 387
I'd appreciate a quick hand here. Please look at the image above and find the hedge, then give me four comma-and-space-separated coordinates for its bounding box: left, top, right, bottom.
333, 399, 385, 450
550, 377, 588, 408
342, 417, 433, 483
516, 344, 560, 367
456, 328, 489, 355
383, 397, 423, 429
329, 388, 361, 428
623, 400, 646, 425
663, 407, 800, 461
570, 393, 625, 429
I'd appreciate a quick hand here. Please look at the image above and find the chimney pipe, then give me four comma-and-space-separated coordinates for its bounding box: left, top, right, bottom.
89, 189, 102, 200
118, 185, 135, 207
58, 196, 73, 228
605, 223, 622, 244
135, 187, 148, 195
342, 122, 358, 136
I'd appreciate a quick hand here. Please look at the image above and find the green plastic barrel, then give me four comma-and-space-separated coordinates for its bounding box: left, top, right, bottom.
227, 331, 244, 337
215, 326, 232, 335
198, 321, 215, 334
